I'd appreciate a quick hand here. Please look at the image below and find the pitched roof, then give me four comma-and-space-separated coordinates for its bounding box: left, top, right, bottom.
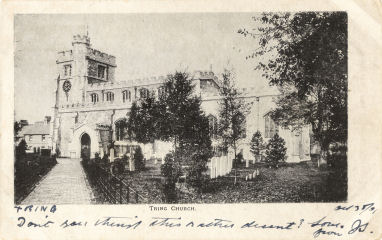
19, 123, 50, 136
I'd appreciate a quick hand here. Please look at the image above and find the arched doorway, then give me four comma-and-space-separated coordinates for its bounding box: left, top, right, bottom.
80, 133, 91, 160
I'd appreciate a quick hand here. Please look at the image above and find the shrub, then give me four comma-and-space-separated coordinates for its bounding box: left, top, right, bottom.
160, 152, 182, 203
134, 146, 145, 171
265, 133, 287, 168
186, 151, 210, 192
250, 131, 264, 158
15, 139, 27, 158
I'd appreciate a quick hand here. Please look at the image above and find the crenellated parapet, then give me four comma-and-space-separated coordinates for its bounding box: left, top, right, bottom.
86, 48, 116, 66
56, 50, 73, 63
72, 34, 90, 45
193, 71, 218, 81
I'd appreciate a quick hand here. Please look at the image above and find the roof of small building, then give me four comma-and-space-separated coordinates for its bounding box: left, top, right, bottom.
19, 122, 50, 136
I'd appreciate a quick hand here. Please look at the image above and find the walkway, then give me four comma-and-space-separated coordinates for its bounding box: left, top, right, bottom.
22, 158, 94, 204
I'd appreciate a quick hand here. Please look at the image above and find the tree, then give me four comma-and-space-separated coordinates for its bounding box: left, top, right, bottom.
265, 133, 287, 168
238, 12, 347, 165
127, 94, 158, 144
217, 69, 250, 160
250, 130, 264, 161
128, 71, 212, 192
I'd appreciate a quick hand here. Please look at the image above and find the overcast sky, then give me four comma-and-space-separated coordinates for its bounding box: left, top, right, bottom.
14, 13, 275, 123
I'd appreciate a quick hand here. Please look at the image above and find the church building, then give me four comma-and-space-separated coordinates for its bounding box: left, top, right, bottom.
52, 34, 311, 163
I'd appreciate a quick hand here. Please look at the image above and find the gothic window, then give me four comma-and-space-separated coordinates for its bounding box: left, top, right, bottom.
106, 92, 114, 102
91, 93, 99, 103
140, 88, 149, 99
64, 64, 72, 76
122, 90, 131, 103
115, 120, 128, 141
208, 115, 218, 138
97, 65, 107, 79
158, 86, 166, 99
264, 114, 278, 138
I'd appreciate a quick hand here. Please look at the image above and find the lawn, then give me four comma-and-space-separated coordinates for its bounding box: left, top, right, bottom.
110, 159, 347, 204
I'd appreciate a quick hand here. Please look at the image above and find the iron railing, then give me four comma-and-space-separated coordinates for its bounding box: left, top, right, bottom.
82, 161, 146, 204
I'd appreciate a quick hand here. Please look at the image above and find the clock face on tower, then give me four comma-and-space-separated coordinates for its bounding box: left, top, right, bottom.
62, 80, 72, 93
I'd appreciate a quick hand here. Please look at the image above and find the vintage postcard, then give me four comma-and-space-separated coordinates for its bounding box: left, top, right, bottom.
0, 0, 381, 239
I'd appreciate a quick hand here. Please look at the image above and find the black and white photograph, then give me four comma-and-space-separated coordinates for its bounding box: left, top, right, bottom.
14, 12, 348, 205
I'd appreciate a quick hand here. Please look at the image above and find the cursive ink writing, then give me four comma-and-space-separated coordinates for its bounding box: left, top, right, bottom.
149, 217, 182, 227
94, 216, 142, 229
241, 220, 296, 230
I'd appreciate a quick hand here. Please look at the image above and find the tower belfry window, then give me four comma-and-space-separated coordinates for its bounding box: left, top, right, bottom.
97, 65, 107, 79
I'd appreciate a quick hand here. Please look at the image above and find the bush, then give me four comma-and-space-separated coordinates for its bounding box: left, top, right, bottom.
186, 151, 210, 192
265, 133, 287, 168
134, 146, 145, 171
250, 131, 264, 158
160, 152, 182, 203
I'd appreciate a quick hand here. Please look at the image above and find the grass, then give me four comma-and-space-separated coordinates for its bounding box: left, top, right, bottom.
109, 159, 347, 204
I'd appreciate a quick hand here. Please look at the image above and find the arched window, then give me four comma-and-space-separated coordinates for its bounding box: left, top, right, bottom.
115, 119, 128, 141
90, 93, 99, 103
122, 90, 131, 103
264, 114, 278, 138
139, 88, 149, 99
208, 115, 218, 138
158, 86, 166, 99
106, 92, 114, 102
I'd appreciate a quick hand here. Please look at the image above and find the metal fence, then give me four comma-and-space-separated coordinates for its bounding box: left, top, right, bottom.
82, 161, 146, 204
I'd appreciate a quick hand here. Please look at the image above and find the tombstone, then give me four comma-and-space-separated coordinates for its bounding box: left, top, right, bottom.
249, 174, 252, 180
110, 148, 114, 163
256, 169, 260, 176
129, 157, 135, 171
154, 158, 158, 164
245, 176, 248, 181
246, 158, 249, 168
253, 171, 256, 179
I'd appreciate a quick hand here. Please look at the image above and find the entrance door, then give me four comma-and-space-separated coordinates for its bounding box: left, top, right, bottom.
81, 133, 91, 160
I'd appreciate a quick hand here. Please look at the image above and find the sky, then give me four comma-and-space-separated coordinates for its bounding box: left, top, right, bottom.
14, 13, 275, 123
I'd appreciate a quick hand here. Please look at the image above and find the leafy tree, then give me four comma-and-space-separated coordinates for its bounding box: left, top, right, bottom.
250, 130, 264, 159
239, 12, 347, 165
128, 72, 212, 192
217, 68, 250, 160
133, 146, 145, 171
127, 95, 158, 144
265, 133, 287, 168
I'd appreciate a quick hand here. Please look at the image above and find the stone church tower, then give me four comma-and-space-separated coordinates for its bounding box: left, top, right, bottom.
53, 34, 117, 158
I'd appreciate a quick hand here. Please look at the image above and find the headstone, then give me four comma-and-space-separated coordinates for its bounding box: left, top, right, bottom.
154, 158, 157, 164
129, 156, 135, 171
110, 148, 114, 163
246, 158, 249, 168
